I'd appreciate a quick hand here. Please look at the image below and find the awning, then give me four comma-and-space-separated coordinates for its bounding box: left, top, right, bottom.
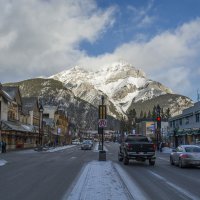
1, 120, 38, 134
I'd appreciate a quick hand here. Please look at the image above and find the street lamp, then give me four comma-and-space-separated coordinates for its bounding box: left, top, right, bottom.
39, 104, 44, 147
156, 104, 161, 150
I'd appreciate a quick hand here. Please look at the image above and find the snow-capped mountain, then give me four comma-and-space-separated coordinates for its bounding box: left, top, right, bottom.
50, 61, 186, 117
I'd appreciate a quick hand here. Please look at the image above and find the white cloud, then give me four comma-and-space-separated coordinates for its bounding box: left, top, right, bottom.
0, 0, 199, 100
127, 0, 155, 28
0, 0, 116, 81
78, 18, 200, 99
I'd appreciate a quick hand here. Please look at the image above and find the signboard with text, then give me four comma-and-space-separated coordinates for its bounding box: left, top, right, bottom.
98, 119, 107, 128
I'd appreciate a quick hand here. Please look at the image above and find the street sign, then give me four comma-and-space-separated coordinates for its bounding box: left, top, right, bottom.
98, 119, 107, 128
99, 105, 107, 119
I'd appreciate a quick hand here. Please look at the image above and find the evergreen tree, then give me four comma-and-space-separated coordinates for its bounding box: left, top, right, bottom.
127, 108, 137, 132
139, 110, 144, 119
165, 108, 171, 120
143, 111, 147, 120
161, 108, 165, 119
152, 106, 157, 121
147, 110, 151, 120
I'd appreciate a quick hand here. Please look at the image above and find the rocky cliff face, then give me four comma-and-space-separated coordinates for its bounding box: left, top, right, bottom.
5, 78, 120, 130
50, 61, 191, 117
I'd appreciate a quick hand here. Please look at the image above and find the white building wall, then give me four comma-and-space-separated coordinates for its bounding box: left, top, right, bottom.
44, 106, 57, 119
29, 110, 33, 125
169, 101, 200, 131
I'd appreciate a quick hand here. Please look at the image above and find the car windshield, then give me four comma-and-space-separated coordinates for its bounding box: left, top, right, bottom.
125, 136, 149, 142
185, 147, 200, 152
83, 141, 90, 144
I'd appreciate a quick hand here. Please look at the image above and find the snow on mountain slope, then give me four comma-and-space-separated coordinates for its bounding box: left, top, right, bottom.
49, 61, 173, 116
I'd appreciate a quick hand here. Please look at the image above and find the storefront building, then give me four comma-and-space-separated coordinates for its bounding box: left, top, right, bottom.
168, 101, 200, 146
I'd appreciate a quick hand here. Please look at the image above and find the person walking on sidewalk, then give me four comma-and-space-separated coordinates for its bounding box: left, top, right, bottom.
2, 141, 6, 153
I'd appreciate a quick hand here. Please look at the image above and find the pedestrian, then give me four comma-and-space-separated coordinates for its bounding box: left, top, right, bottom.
4, 141, 6, 153
2, 141, 5, 153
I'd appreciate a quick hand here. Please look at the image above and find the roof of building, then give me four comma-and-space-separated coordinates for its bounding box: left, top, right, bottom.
22, 97, 39, 114
2, 86, 19, 100
1, 120, 38, 133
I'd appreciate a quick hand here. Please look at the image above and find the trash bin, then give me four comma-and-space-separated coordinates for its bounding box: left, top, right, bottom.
99, 150, 106, 161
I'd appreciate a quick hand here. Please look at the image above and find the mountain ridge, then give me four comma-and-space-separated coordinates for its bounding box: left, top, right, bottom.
50, 61, 184, 117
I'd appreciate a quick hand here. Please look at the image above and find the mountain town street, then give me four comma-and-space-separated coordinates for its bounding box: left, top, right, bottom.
0, 142, 200, 200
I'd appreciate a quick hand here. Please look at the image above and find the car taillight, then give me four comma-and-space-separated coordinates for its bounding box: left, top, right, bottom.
152, 144, 156, 151
126, 143, 132, 150
180, 154, 189, 158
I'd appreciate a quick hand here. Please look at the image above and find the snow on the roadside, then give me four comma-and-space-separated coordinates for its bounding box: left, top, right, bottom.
46, 145, 76, 152
0, 159, 7, 166
65, 161, 131, 200
162, 147, 172, 153
93, 142, 108, 152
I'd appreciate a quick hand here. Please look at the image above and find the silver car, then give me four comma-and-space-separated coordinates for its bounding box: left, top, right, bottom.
81, 140, 92, 150
170, 145, 200, 168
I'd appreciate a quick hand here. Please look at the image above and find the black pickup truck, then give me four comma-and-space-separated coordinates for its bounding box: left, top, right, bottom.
118, 134, 156, 165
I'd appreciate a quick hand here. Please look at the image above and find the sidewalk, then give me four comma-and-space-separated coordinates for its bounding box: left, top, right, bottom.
64, 160, 147, 200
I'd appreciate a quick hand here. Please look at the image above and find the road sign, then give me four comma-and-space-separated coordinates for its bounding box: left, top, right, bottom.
99, 105, 107, 119
98, 119, 107, 128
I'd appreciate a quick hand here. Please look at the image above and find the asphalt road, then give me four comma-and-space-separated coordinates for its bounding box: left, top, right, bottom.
0, 146, 97, 200
0, 143, 200, 200
106, 142, 200, 200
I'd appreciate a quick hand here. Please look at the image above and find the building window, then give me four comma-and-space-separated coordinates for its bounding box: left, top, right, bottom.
179, 119, 182, 126
196, 114, 200, 123
173, 121, 175, 128
185, 117, 189, 125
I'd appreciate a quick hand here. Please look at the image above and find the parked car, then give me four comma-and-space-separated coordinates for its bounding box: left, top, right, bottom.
81, 140, 92, 150
72, 139, 80, 145
118, 134, 156, 165
170, 145, 200, 168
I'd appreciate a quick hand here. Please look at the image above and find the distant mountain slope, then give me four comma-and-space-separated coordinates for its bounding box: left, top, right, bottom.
128, 93, 193, 117
50, 61, 192, 117
4, 78, 120, 130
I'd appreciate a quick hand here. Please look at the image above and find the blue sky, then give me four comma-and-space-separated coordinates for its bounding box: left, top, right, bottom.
0, 0, 200, 101
81, 0, 200, 55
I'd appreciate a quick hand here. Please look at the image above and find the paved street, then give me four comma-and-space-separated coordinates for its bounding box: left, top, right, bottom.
0, 143, 200, 200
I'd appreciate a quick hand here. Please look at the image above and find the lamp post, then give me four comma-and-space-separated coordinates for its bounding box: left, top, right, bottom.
156, 104, 161, 150
39, 104, 44, 147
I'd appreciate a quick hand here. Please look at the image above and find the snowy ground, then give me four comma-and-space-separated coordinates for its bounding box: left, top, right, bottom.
45, 145, 76, 152
63, 160, 147, 200
93, 142, 108, 152
0, 159, 7, 166
161, 147, 173, 153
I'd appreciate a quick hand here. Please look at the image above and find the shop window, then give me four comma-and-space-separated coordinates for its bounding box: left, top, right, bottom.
185, 117, 189, 125
196, 114, 200, 123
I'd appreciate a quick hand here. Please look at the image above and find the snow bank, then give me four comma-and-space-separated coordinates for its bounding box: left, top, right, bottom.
0, 159, 7, 166
65, 161, 131, 200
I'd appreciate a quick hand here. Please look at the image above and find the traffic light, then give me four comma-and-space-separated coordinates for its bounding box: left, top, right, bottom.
156, 116, 161, 129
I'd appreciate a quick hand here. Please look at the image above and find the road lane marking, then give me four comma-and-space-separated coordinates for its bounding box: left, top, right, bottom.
158, 157, 169, 162
114, 163, 148, 200
149, 171, 200, 200
70, 157, 77, 159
